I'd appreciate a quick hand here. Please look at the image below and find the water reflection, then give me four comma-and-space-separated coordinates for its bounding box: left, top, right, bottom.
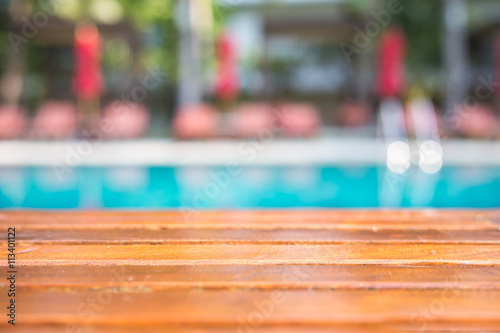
0, 166, 499, 209
0, 168, 27, 207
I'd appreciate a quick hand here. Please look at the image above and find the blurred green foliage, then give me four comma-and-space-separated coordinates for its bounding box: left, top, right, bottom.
116, 0, 177, 80
390, 0, 443, 93
0, 0, 10, 75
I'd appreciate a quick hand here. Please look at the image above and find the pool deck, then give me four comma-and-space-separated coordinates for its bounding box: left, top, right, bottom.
1, 210, 500, 331
0, 138, 499, 166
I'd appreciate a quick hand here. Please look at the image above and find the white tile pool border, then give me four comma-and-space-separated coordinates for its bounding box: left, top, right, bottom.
0, 139, 499, 166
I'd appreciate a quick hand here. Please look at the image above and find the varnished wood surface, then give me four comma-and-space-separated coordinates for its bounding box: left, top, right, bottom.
1, 210, 500, 332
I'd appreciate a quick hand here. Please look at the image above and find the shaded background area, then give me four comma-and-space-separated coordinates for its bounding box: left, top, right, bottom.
0, 0, 499, 138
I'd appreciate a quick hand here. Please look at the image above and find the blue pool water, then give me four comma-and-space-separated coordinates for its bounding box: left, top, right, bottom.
0, 166, 499, 209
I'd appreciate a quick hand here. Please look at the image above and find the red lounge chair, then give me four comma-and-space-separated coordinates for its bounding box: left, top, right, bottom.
0, 105, 27, 139
32, 100, 78, 139
230, 103, 274, 138
173, 104, 219, 139
453, 104, 499, 139
102, 102, 150, 139
336, 101, 372, 127
277, 103, 321, 137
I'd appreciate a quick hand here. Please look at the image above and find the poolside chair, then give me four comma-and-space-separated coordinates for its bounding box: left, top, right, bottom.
31, 100, 78, 139
453, 103, 499, 139
102, 102, 150, 139
277, 102, 321, 137
230, 103, 274, 138
336, 101, 372, 127
173, 104, 219, 139
0, 105, 27, 139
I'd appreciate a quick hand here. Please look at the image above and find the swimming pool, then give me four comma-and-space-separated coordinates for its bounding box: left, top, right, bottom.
0, 166, 499, 209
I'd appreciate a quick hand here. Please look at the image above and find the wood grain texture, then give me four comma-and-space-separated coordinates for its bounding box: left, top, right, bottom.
1, 210, 500, 332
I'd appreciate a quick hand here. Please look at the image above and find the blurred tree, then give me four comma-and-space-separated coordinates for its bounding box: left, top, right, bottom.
390, 0, 443, 95
0, 1, 9, 75
115, 0, 178, 80
0, 0, 31, 106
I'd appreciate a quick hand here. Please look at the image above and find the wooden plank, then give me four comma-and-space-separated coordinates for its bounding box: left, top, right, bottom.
1, 210, 498, 227
7, 264, 500, 291
5, 325, 498, 333
3, 243, 500, 265
14, 227, 500, 244
1, 289, 500, 328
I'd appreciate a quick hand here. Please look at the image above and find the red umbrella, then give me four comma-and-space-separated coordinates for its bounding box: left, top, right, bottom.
215, 32, 239, 101
74, 23, 103, 99
376, 27, 406, 99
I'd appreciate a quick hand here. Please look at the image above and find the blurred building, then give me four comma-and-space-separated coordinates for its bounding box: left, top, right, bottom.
220, 0, 374, 125
219, 0, 500, 126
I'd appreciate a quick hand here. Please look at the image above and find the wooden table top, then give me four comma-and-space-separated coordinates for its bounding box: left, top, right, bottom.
1, 210, 500, 332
